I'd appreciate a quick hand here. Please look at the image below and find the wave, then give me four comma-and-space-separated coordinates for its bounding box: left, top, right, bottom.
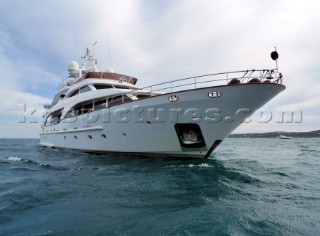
189, 163, 212, 168
8, 156, 22, 162
165, 163, 215, 169
7, 156, 69, 171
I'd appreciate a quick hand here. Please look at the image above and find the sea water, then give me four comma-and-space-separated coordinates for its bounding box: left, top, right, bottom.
0, 138, 319, 235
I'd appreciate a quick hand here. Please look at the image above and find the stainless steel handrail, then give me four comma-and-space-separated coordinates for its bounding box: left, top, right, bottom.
140, 69, 282, 93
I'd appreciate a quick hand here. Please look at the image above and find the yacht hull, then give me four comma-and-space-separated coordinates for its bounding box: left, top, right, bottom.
40, 83, 285, 158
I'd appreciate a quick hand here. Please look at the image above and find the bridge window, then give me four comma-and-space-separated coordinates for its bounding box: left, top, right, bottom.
94, 84, 113, 90
79, 85, 91, 94
82, 103, 93, 114
45, 109, 63, 126
94, 99, 107, 111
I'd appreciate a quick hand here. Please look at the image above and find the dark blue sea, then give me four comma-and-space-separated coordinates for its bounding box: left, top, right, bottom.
0, 138, 319, 235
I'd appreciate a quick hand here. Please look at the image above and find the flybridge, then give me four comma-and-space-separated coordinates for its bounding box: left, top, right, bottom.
58, 46, 135, 91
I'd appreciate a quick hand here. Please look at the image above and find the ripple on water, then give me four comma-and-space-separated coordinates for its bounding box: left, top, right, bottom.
0, 138, 320, 235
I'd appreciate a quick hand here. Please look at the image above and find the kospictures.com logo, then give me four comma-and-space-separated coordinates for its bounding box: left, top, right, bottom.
19, 104, 302, 125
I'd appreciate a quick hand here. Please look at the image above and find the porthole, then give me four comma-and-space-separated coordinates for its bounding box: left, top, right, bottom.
88, 135, 92, 139
74, 135, 77, 139
168, 95, 179, 102
101, 134, 107, 139
64, 136, 66, 139
208, 91, 222, 98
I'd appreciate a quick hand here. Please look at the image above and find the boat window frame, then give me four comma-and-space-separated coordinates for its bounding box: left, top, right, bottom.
108, 95, 133, 107
68, 89, 79, 98
62, 94, 133, 120
82, 102, 94, 115
50, 88, 69, 107
67, 85, 92, 98
93, 84, 114, 90
94, 98, 108, 111
113, 85, 132, 90
79, 85, 92, 94
45, 109, 63, 126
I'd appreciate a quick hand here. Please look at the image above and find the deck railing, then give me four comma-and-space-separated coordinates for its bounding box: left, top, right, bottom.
140, 69, 282, 94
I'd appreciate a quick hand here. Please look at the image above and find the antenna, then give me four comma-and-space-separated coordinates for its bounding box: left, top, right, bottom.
92, 41, 98, 62
106, 29, 112, 68
74, 24, 77, 60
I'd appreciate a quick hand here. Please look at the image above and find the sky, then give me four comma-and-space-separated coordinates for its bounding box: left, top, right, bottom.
0, 0, 319, 138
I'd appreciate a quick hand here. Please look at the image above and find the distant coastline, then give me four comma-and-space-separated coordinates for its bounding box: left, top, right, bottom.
229, 130, 320, 138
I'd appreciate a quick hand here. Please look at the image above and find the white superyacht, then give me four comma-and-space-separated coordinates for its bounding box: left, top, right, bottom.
40, 47, 285, 158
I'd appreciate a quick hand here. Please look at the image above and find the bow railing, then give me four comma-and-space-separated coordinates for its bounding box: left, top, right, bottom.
140, 69, 282, 94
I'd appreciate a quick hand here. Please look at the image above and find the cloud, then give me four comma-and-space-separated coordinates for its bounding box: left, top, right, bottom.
0, 0, 320, 138
277, 97, 320, 112
0, 90, 50, 116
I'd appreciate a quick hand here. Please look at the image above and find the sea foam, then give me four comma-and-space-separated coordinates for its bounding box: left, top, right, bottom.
189, 163, 211, 168
8, 156, 22, 162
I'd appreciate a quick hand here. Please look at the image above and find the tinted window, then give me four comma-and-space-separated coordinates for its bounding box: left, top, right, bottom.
45, 109, 63, 126
94, 99, 107, 111
65, 109, 75, 118
68, 89, 79, 97
136, 94, 152, 99
108, 96, 123, 107
114, 85, 131, 89
79, 86, 91, 94
51, 88, 68, 106
108, 95, 132, 107
82, 103, 93, 114
94, 84, 113, 90
74, 105, 82, 116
